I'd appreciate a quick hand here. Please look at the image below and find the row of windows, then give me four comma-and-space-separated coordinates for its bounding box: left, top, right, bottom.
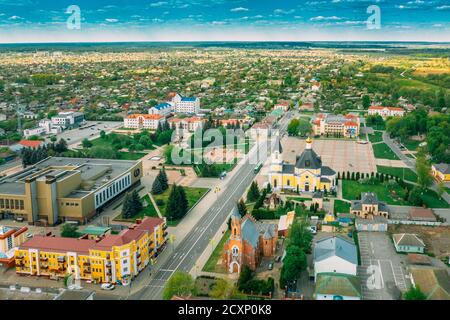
0, 198, 25, 211
95, 174, 131, 207
61, 202, 79, 207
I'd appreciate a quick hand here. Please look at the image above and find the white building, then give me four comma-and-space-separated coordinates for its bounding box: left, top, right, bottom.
313, 236, 358, 280
274, 100, 290, 112
51, 111, 85, 128
168, 117, 203, 133
148, 102, 173, 117
124, 114, 166, 130
23, 119, 62, 138
23, 127, 46, 138
368, 106, 405, 118
171, 93, 200, 114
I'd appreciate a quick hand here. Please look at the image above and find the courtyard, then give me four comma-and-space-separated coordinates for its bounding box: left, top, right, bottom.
280, 137, 377, 174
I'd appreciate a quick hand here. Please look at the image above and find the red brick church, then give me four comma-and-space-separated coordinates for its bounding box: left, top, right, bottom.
223, 208, 278, 274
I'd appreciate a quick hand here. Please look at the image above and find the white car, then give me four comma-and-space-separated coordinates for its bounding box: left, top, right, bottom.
100, 283, 115, 291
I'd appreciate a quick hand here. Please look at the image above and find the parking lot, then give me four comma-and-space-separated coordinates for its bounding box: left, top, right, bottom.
281, 137, 377, 174
357, 232, 410, 300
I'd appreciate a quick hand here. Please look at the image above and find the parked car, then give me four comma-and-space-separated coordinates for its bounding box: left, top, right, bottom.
26, 233, 33, 239
101, 283, 115, 291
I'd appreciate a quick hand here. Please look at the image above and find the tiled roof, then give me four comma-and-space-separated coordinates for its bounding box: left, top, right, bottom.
408, 208, 436, 221
410, 266, 450, 300
19, 236, 97, 255
19, 140, 43, 148
393, 233, 425, 248
295, 149, 322, 169
369, 106, 404, 111
126, 114, 163, 120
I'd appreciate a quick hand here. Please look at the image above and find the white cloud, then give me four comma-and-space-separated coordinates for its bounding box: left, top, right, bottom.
436, 5, 450, 10
230, 7, 249, 12
274, 9, 295, 15
105, 18, 118, 23
8, 15, 23, 20
310, 16, 342, 21
150, 1, 168, 7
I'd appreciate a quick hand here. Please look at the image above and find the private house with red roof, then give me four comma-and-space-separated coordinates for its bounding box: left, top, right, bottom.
368, 106, 405, 118
14, 217, 168, 284
18, 139, 44, 149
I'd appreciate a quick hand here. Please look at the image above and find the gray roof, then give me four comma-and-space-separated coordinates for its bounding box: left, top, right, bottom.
282, 164, 295, 174
273, 136, 283, 154
350, 201, 362, 211
295, 149, 322, 169
361, 192, 378, 204
320, 177, 330, 183
433, 163, 450, 174
321, 166, 336, 176
241, 218, 259, 248
393, 233, 425, 248
314, 236, 358, 265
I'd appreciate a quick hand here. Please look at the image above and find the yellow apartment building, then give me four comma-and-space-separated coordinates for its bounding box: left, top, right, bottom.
15, 217, 168, 284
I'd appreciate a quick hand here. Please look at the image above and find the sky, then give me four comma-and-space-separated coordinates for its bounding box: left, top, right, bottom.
0, 0, 450, 43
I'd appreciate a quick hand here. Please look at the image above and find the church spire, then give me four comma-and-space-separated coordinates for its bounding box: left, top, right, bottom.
306, 136, 312, 150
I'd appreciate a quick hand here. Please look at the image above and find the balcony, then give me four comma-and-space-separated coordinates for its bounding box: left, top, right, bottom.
40, 257, 48, 261
105, 261, 111, 267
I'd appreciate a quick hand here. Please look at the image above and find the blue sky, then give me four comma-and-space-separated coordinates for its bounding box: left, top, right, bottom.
0, 0, 450, 43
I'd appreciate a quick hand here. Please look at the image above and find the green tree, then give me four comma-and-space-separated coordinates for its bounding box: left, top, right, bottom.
362, 95, 371, 109
287, 119, 300, 136
209, 279, 231, 299
403, 285, 427, 300
162, 271, 195, 300
288, 219, 313, 253
279, 245, 307, 289
166, 185, 188, 221
437, 181, 445, 199
88, 146, 117, 159
237, 198, 248, 216
416, 154, 433, 189
246, 181, 260, 203
60, 223, 80, 238
82, 138, 93, 148
408, 186, 424, 207
297, 119, 312, 136
160, 168, 169, 190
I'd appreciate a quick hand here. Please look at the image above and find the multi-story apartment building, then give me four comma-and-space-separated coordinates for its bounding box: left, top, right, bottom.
312, 113, 360, 138
0, 157, 143, 226
123, 114, 166, 130
0, 225, 28, 266
171, 93, 200, 114
148, 102, 173, 117
368, 106, 405, 118
15, 217, 168, 284
168, 117, 203, 133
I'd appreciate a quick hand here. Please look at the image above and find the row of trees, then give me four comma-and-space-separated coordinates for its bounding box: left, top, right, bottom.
237, 266, 274, 296
287, 118, 312, 137
21, 139, 68, 166
279, 217, 312, 290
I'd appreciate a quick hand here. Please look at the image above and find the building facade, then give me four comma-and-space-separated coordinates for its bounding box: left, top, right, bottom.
431, 163, 450, 182
0, 225, 28, 265
269, 137, 336, 192
0, 157, 143, 226
312, 113, 360, 138
350, 192, 389, 219
51, 112, 85, 129
148, 102, 174, 117
124, 114, 166, 130
168, 117, 203, 133
368, 106, 405, 118
172, 93, 200, 114
223, 209, 277, 274
15, 217, 168, 284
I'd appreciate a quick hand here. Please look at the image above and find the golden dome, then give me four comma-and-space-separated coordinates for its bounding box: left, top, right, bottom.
306, 137, 312, 144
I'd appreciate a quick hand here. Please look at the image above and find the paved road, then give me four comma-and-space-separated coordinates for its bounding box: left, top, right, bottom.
131, 111, 293, 300
382, 131, 450, 204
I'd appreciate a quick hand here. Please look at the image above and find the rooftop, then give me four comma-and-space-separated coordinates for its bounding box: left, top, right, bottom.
314, 236, 358, 265
315, 273, 362, 298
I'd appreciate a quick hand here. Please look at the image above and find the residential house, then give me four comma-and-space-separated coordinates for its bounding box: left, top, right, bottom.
392, 233, 425, 253
431, 163, 450, 182
350, 192, 389, 219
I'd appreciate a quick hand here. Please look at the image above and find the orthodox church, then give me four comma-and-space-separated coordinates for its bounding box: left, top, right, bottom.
269, 137, 336, 192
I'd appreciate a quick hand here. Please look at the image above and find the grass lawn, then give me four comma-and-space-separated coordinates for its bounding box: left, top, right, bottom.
419, 188, 450, 208
202, 229, 230, 273
401, 138, 422, 151
90, 136, 150, 160
377, 165, 418, 182
153, 186, 210, 225
368, 131, 383, 143
445, 187, 450, 194
372, 143, 400, 160
342, 180, 408, 205
114, 194, 159, 222
334, 199, 351, 214
117, 152, 147, 160
286, 196, 311, 202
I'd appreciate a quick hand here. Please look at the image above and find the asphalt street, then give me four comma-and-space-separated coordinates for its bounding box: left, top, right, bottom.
132, 111, 293, 300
